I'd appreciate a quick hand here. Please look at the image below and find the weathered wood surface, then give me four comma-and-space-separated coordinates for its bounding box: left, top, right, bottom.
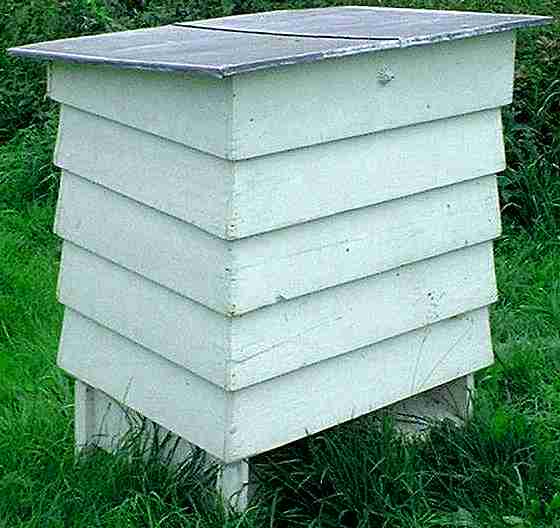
59, 307, 493, 462
50, 63, 233, 158
59, 243, 230, 388
74, 375, 475, 450
228, 243, 496, 389
217, 460, 250, 511
61, 310, 228, 457
74, 380, 97, 452
9, 5, 527, 493
9, 7, 549, 78
229, 33, 514, 159
47, 32, 514, 159
55, 172, 500, 315
228, 308, 493, 460
54, 105, 232, 238
55, 105, 505, 239
387, 374, 474, 434
74, 375, 470, 505
59, 241, 496, 389
73, 380, 248, 506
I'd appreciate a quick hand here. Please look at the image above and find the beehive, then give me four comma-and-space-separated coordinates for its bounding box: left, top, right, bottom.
10, 6, 550, 508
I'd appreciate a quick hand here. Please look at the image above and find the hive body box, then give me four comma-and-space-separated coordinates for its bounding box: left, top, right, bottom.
10, 6, 550, 509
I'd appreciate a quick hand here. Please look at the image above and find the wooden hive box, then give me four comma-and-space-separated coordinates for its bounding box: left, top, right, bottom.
9, 6, 551, 508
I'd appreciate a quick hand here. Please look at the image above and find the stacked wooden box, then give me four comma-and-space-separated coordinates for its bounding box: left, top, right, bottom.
9, 5, 550, 506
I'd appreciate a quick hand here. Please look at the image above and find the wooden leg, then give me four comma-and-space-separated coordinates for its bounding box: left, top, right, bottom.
74, 379, 96, 452
217, 459, 250, 511
74, 380, 195, 461
75, 380, 252, 510
454, 373, 475, 420
382, 374, 475, 434
74, 379, 131, 452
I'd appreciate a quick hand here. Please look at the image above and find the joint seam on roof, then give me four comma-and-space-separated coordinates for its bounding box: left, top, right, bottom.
173, 24, 402, 41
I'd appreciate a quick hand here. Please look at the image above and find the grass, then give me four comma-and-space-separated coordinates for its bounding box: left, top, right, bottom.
1, 0, 559, 525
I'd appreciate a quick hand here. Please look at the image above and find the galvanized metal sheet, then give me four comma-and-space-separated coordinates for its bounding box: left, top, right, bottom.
8, 7, 551, 78
180, 6, 550, 41
8, 26, 376, 77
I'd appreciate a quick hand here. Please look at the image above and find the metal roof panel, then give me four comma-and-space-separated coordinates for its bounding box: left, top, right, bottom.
8, 7, 552, 77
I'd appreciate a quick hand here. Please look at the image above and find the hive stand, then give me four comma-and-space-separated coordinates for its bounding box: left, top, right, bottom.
9, 7, 551, 509
74, 380, 250, 508
74, 375, 474, 509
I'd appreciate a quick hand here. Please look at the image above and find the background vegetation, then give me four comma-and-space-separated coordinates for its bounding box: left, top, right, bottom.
0, 0, 559, 526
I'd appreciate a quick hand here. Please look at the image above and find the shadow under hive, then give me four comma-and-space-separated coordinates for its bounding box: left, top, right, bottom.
9, 6, 551, 509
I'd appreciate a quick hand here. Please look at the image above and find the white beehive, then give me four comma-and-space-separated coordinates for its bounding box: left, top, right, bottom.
10, 6, 550, 508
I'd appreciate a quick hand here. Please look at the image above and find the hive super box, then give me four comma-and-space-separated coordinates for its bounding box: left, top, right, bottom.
10, 6, 551, 507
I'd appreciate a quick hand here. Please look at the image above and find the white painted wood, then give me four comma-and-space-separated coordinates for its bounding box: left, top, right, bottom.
231, 32, 514, 159
74, 379, 96, 451
74, 381, 204, 464
54, 105, 505, 239
58, 241, 496, 389
58, 307, 492, 462
227, 308, 493, 460
75, 374, 474, 503
58, 242, 230, 388
58, 308, 229, 460
48, 32, 514, 160
383, 374, 474, 434
48, 63, 233, 158
229, 110, 505, 239
46, 17, 509, 504
75, 380, 136, 452
217, 460, 250, 511
54, 171, 232, 315
54, 105, 234, 239
229, 177, 500, 313
55, 172, 500, 315
228, 242, 496, 389
86, 384, 130, 451
74, 380, 247, 506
